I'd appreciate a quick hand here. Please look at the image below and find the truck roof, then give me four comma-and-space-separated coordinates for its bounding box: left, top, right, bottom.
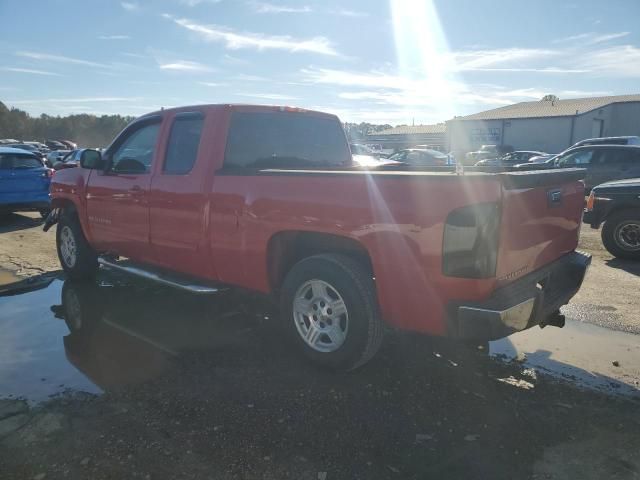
142, 104, 339, 120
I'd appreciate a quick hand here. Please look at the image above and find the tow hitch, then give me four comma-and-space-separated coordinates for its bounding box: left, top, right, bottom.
42, 208, 61, 232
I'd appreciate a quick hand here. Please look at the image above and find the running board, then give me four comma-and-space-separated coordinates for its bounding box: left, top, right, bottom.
98, 257, 221, 294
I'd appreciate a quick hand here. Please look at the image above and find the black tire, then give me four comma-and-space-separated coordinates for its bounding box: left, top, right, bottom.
56, 211, 99, 279
601, 210, 640, 260
280, 253, 384, 371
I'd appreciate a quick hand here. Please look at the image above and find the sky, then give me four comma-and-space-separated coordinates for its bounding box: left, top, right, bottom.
1, 0, 639, 125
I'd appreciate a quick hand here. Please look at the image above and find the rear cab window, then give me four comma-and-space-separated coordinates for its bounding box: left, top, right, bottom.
224, 111, 351, 170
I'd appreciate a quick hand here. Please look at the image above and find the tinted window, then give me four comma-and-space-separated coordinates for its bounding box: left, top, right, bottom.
164, 113, 204, 174
0, 154, 42, 169
111, 122, 160, 174
598, 149, 634, 165
224, 112, 350, 169
557, 149, 594, 167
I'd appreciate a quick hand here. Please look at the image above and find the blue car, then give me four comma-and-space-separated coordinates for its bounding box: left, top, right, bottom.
0, 147, 53, 218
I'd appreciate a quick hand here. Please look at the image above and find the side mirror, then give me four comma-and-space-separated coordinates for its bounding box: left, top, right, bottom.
80, 149, 105, 170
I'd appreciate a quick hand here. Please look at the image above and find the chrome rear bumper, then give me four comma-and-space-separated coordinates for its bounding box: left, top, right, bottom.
449, 251, 591, 340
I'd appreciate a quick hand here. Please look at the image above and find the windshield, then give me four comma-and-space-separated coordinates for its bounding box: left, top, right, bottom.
0, 154, 42, 169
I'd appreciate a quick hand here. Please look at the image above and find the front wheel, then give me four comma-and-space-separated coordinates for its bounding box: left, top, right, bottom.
280, 254, 384, 371
56, 212, 99, 279
601, 210, 640, 260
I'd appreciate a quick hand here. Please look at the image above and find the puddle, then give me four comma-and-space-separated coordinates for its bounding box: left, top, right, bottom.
491, 319, 640, 397
0, 273, 263, 403
0, 273, 639, 403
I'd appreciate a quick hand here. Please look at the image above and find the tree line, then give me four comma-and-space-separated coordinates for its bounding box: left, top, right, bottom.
0, 101, 134, 147
0, 101, 396, 148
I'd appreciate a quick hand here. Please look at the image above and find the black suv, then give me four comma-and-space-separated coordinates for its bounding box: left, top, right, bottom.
517, 145, 640, 192
584, 178, 640, 259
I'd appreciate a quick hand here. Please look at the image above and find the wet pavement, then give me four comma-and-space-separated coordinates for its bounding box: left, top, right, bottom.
0, 272, 639, 403
1, 272, 639, 480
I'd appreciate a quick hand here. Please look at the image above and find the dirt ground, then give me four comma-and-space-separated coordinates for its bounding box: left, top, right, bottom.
1, 212, 639, 480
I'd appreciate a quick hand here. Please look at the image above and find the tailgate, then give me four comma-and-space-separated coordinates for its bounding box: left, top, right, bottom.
495, 168, 585, 285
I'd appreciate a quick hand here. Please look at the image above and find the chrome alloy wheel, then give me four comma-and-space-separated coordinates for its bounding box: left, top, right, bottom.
59, 225, 77, 268
293, 279, 349, 353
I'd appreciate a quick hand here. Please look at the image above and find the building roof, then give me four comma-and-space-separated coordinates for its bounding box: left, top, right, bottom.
453, 94, 640, 121
372, 124, 446, 136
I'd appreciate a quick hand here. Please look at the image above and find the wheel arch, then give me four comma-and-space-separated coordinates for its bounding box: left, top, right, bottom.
266, 230, 374, 293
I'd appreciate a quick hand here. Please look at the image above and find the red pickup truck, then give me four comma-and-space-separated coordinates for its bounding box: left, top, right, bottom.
46, 104, 590, 370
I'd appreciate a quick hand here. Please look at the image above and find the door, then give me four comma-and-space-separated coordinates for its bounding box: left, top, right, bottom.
592, 119, 604, 138
85, 118, 162, 260
0, 154, 50, 205
589, 148, 635, 188
148, 111, 211, 277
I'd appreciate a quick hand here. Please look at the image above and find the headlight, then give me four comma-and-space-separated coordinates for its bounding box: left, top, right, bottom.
442, 203, 501, 278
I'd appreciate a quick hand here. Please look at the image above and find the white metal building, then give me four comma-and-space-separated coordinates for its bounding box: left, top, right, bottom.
446, 94, 640, 156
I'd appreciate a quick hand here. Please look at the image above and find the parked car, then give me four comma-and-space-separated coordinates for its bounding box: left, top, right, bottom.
46, 149, 71, 167
53, 149, 83, 170
6, 143, 47, 163
583, 178, 640, 259
61, 140, 78, 150
388, 148, 448, 166
45, 140, 67, 151
515, 145, 640, 192
45, 104, 590, 370
465, 144, 514, 164
572, 136, 640, 148
528, 153, 557, 163
0, 147, 53, 218
475, 150, 546, 166
351, 154, 399, 168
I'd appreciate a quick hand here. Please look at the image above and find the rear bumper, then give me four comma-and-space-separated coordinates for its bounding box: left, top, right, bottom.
447, 251, 591, 341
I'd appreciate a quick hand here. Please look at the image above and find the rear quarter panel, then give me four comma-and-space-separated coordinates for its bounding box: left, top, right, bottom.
210, 172, 502, 334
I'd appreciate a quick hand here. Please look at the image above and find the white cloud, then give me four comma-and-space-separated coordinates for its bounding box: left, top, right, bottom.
8, 97, 141, 105
329, 9, 368, 17
163, 14, 338, 56
98, 35, 131, 40
235, 92, 298, 100
553, 31, 630, 45
199, 81, 225, 87
451, 48, 558, 70
1, 67, 62, 76
180, 0, 221, 5
121, 2, 139, 11
577, 45, 640, 77
159, 60, 215, 72
251, 2, 312, 13
16, 51, 108, 68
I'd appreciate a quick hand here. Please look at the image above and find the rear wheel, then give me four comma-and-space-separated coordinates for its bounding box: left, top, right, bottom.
280, 254, 384, 371
601, 210, 640, 260
56, 211, 98, 279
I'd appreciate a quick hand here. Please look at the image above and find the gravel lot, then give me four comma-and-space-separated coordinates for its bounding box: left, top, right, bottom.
1, 212, 639, 480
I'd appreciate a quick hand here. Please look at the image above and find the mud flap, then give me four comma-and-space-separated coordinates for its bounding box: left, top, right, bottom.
42, 208, 61, 232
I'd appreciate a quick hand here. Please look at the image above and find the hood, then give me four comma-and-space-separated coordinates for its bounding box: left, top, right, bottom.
593, 177, 640, 192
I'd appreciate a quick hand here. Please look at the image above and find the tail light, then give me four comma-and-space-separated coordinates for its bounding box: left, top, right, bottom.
585, 191, 595, 211
442, 203, 501, 278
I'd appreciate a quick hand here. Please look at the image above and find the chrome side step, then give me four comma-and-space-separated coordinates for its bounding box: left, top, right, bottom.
98, 257, 220, 294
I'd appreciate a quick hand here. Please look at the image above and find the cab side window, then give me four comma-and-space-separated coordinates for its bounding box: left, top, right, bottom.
111, 122, 161, 174
557, 149, 594, 167
163, 113, 204, 175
